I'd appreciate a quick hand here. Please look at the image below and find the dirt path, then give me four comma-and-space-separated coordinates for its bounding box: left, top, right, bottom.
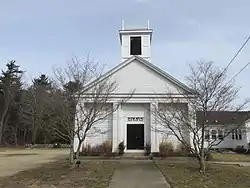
0, 149, 69, 177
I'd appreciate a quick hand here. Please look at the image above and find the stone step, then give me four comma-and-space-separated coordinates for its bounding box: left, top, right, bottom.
122, 152, 150, 160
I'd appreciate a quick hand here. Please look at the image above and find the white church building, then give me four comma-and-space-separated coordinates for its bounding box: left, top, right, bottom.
74, 24, 194, 153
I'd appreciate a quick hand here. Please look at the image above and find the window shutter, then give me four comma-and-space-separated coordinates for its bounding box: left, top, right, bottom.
142, 35, 150, 57
122, 36, 130, 57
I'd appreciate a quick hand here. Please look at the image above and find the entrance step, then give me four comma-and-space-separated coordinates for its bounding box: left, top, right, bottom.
122, 152, 150, 160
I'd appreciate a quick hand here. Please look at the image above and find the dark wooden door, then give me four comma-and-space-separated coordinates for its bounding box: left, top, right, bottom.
127, 124, 144, 149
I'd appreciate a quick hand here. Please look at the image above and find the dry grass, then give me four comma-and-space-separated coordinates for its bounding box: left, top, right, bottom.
156, 161, 250, 188
2, 153, 38, 157
0, 147, 24, 152
210, 152, 250, 162
0, 148, 69, 177
0, 159, 116, 188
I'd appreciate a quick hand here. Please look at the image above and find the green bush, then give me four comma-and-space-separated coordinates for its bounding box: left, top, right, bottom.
144, 142, 151, 155
234, 145, 246, 154
118, 141, 125, 155
159, 141, 174, 157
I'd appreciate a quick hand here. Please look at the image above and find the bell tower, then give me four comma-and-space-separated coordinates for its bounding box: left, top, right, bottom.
119, 21, 153, 62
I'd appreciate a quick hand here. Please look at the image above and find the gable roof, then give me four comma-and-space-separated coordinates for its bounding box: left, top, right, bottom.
83, 55, 193, 94
196, 111, 250, 125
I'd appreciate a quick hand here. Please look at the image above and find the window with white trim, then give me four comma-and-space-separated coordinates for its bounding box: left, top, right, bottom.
205, 130, 210, 140
218, 129, 223, 140
211, 130, 217, 140
232, 129, 242, 140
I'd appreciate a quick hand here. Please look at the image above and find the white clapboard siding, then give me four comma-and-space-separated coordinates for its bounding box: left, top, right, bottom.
74, 104, 113, 152
156, 103, 188, 149
111, 59, 186, 94
84, 114, 113, 147
155, 124, 181, 150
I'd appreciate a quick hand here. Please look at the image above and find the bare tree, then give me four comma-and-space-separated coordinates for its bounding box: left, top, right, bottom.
19, 86, 51, 144
152, 61, 249, 172
50, 56, 133, 162
0, 61, 23, 145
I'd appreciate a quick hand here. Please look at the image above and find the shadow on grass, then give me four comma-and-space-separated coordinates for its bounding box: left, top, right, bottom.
0, 159, 116, 188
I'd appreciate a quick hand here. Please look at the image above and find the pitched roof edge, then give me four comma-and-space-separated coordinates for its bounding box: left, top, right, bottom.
83, 56, 193, 94
82, 56, 136, 92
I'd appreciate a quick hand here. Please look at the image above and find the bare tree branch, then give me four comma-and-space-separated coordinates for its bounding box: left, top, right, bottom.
152, 60, 249, 172
50, 56, 133, 162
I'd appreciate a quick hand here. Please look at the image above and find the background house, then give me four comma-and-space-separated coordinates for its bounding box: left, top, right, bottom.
196, 111, 250, 149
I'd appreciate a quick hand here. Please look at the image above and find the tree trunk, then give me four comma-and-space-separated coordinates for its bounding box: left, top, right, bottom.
0, 105, 9, 145
32, 123, 38, 144
76, 140, 83, 159
23, 129, 27, 144
0, 122, 4, 145
69, 138, 74, 164
199, 157, 206, 173
14, 126, 18, 146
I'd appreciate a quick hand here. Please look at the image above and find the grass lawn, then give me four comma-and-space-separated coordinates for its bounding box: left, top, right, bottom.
210, 152, 250, 162
156, 161, 250, 188
0, 159, 116, 188
2, 153, 38, 157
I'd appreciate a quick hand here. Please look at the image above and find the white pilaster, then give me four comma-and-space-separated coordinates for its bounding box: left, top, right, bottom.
150, 102, 159, 152
188, 103, 196, 149
119, 105, 124, 144
112, 102, 120, 152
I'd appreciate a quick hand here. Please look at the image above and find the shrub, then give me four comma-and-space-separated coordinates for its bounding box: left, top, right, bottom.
81, 144, 91, 155
205, 150, 214, 161
59, 144, 71, 148
81, 141, 112, 156
175, 142, 190, 153
144, 142, 151, 155
159, 141, 174, 157
99, 140, 112, 154
118, 141, 125, 155
90, 145, 101, 156
151, 152, 161, 157
234, 145, 246, 154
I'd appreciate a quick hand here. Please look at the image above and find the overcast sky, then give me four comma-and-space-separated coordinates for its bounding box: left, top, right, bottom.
0, 0, 250, 104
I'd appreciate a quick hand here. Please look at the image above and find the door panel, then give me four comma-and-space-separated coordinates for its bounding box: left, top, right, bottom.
127, 124, 144, 149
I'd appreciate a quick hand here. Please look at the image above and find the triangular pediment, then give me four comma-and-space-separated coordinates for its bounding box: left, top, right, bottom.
84, 56, 193, 95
